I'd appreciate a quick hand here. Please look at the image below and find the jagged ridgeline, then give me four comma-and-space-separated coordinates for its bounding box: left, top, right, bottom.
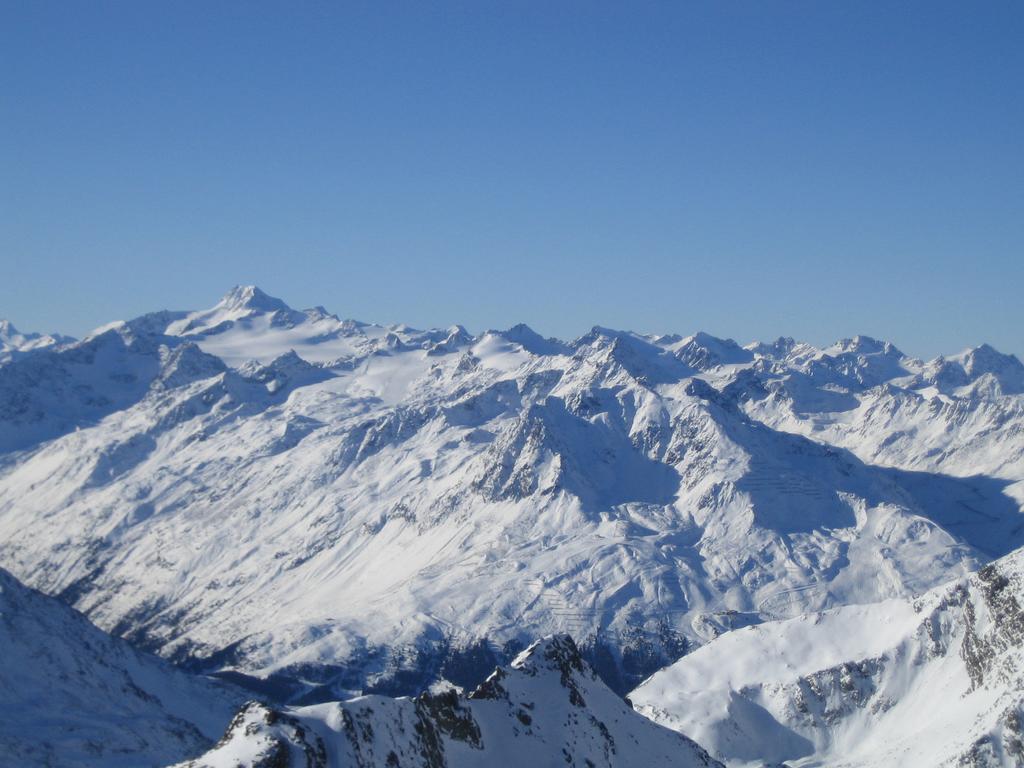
1, 286, 1023, 701
172, 635, 722, 768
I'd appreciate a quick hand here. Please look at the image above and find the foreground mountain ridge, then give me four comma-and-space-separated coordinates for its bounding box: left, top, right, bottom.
631, 544, 1024, 767
173, 634, 722, 768
0, 286, 1022, 699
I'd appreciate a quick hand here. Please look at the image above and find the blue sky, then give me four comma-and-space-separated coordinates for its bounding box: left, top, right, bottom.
2, 2, 1022, 358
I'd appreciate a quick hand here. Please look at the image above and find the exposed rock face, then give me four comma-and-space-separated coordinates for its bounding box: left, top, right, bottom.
174, 635, 722, 768
961, 562, 1024, 691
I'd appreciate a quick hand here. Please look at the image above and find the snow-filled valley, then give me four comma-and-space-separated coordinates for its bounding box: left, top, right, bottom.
1, 285, 1023, 766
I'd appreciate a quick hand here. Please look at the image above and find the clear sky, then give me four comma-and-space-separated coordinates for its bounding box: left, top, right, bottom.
2, 2, 1022, 358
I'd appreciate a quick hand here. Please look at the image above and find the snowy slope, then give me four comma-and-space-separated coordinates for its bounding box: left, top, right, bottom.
0, 566, 244, 767
0, 287, 1021, 697
631, 545, 1024, 767
173, 635, 722, 768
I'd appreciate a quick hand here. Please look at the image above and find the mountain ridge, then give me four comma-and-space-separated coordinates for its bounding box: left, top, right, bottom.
174, 634, 723, 768
1, 285, 1022, 702
7, 285, 1022, 377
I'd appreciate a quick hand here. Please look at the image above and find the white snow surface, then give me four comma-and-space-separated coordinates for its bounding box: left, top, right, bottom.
0, 318, 73, 362
631, 545, 1024, 767
0, 566, 243, 767
172, 635, 722, 768
0, 287, 1022, 690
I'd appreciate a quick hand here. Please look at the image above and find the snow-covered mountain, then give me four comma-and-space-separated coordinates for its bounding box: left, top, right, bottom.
174, 634, 722, 768
0, 286, 1021, 699
0, 318, 74, 362
0, 566, 243, 767
631, 544, 1024, 767
737, 334, 1024, 480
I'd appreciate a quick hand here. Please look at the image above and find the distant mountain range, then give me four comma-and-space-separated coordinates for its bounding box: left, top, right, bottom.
1, 286, 1022, 766
0, 318, 74, 363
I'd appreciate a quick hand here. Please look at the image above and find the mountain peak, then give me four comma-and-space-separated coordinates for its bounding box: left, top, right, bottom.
164, 286, 302, 339
184, 629, 722, 768
688, 330, 729, 346
217, 285, 291, 313
0, 319, 74, 356
489, 323, 570, 355
963, 342, 1023, 372
959, 343, 1024, 393
746, 336, 800, 359
675, 331, 753, 368
833, 334, 901, 356
511, 633, 586, 676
